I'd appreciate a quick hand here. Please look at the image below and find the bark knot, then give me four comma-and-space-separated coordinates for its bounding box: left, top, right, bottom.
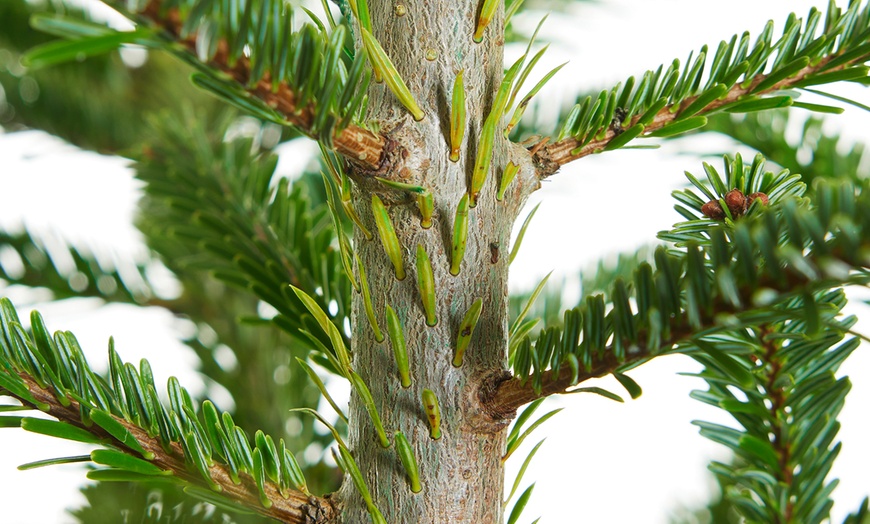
532, 147, 560, 179
301, 495, 330, 524
472, 369, 517, 428
349, 122, 407, 179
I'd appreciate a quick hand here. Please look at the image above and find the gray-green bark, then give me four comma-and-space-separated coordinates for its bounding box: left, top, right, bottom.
336, 0, 538, 521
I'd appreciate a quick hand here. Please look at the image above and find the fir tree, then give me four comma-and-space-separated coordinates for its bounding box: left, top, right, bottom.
1, 0, 870, 522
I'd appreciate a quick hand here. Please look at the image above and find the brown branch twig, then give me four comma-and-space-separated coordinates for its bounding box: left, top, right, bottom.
481, 324, 690, 421
139, 0, 386, 172
533, 52, 863, 177
757, 325, 795, 522
18, 373, 335, 524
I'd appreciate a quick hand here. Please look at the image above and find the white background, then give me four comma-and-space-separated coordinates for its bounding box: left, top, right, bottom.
1, 0, 869, 522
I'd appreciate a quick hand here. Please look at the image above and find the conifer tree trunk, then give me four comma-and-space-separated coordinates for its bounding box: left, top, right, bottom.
336, 0, 537, 521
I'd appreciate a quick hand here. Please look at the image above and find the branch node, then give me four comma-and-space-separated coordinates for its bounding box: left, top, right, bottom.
349, 124, 406, 179
475, 370, 516, 423
531, 146, 559, 179
301, 495, 331, 524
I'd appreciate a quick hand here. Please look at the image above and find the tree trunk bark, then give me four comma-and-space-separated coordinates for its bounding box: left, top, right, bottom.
334, 0, 538, 522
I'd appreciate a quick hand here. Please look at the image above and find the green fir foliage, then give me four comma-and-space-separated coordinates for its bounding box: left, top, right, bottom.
3, 0, 870, 521
551, 2, 870, 153
0, 0, 214, 153
510, 158, 870, 401
0, 297, 312, 518
21, 0, 372, 144
704, 109, 867, 192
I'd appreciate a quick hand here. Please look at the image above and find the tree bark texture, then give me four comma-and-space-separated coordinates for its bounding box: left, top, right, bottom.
335, 0, 539, 522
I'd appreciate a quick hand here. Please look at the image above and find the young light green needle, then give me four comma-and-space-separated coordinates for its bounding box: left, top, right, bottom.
450, 70, 466, 162
355, 253, 384, 342
415, 245, 437, 326
497, 162, 520, 201
505, 62, 567, 137
338, 444, 387, 523
295, 358, 349, 424
349, 370, 390, 448
371, 194, 406, 280
450, 194, 470, 276
454, 298, 483, 367
360, 27, 424, 121
470, 61, 522, 207
341, 173, 373, 240
320, 145, 373, 240
509, 203, 540, 264
421, 389, 442, 439
394, 431, 422, 493
290, 286, 353, 377
418, 192, 434, 229
385, 304, 411, 387
473, 0, 499, 43
374, 177, 433, 228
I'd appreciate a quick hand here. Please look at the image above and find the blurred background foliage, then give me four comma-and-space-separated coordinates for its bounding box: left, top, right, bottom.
0, 0, 214, 152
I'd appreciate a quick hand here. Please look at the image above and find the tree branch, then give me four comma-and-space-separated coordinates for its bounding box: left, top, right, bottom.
534, 53, 867, 177
15, 372, 334, 524
137, 0, 387, 171
483, 221, 870, 419
484, 318, 689, 420
483, 269, 865, 419
756, 325, 795, 521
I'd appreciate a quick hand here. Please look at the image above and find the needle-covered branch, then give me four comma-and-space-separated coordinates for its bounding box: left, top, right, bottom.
141, 0, 385, 169
25, 0, 387, 170
483, 163, 870, 418
534, 2, 870, 176
688, 312, 856, 523
703, 110, 867, 191
0, 300, 330, 523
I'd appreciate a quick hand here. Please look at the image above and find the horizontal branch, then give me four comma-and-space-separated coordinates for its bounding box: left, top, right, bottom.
138, 0, 386, 171
483, 183, 870, 417
483, 269, 867, 419
534, 52, 862, 177
483, 326, 688, 419
16, 372, 332, 524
